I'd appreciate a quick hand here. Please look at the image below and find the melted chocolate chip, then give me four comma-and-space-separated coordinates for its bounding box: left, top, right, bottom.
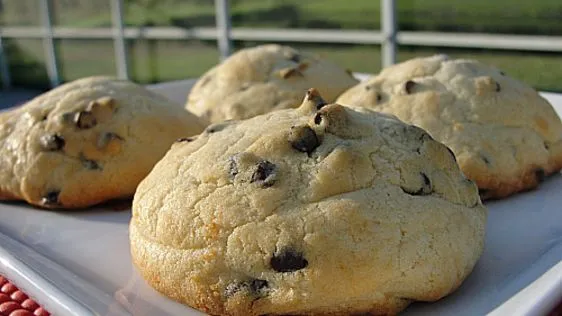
41, 115, 48, 121
305, 89, 327, 109
535, 168, 546, 183
251, 160, 277, 187
81, 156, 101, 170
41, 134, 65, 151
176, 137, 195, 143
249, 279, 269, 294
404, 80, 416, 94
544, 142, 550, 150
481, 155, 491, 165
375, 92, 382, 102
271, 249, 308, 272
41, 191, 60, 206
495, 82, 501, 92
289, 53, 301, 63
225, 279, 269, 298
288, 125, 320, 155
97, 132, 124, 148
74, 111, 97, 129
314, 113, 322, 125
402, 172, 432, 196
228, 155, 239, 179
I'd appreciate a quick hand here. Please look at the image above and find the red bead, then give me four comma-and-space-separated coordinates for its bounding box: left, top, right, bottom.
1, 283, 17, 295
20, 299, 39, 311
10, 309, 34, 316
33, 307, 49, 316
0, 293, 10, 304
10, 291, 28, 303
0, 301, 20, 314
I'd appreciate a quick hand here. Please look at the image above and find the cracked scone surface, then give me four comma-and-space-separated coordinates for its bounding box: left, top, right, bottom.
131, 89, 487, 316
186, 44, 358, 124
336, 55, 562, 199
0, 76, 205, 209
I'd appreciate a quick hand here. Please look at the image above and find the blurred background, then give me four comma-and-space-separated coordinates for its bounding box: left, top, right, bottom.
0, 0, 561, 95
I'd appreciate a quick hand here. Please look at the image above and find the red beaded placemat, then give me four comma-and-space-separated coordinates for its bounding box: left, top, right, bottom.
0, 275, 50, 316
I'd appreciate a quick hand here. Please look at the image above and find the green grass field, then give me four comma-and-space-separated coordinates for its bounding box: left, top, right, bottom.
2, 0, 562, 91
7, 39, 562, 92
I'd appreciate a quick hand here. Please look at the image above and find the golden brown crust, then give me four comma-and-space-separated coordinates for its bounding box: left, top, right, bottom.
469, 143, 562, 199
186, 44, 358, 124
337, 55, 562, 200
0, 76, 204, 209
130, 91, 486, 315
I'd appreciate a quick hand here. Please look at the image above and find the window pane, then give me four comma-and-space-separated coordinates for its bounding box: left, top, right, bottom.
128, 40, 219, 83
0, 0, 40, 26
5, 39, 49, 88
230, 0, 381, 30
57, 39, 116, 81
397, 0, 562, 35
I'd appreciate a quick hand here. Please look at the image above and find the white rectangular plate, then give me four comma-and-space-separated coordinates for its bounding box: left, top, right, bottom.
0, 78, 561, 316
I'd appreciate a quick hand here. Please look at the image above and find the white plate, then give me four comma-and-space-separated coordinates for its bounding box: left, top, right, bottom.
0, 78, 561, 316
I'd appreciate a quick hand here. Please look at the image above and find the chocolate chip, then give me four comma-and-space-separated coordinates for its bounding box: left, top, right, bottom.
41, 134, 65, 151
289, 53, 301, 63
41, 115, 48, 121
481, 155, 491, 165
251, 160, 277, 187
176, 137, 195, 143
314, 113, 322, 125
495, 82, 501, 92
305, 88, 327, 109
535, 168, 546, 183
41, 191, 60, 206
271, 249, 308, 272
376, 92, 382, 102
404, 80, 416, 94
80, 155, 101, 170
74, 111, 97, 129
499, 71, 505, 76
225, 279, 269, 298
288, 125, 320, 155
402, 172, 432, 196
228, 155, 239, 179
97, 132, 123, 148
365, 85, 371, 91
544, 142, 550, 150
249, 279, 269, 294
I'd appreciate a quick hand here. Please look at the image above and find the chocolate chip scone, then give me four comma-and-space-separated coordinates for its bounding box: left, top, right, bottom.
0, 76, 205, 209
131, 89, 487, 315
186, 44, 358, 124
337, 55, 562, 200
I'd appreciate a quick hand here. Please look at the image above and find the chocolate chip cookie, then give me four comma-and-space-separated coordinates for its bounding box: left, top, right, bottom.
0, 76, 205, 209
186, 44, 358, 124
337, 55, 562, 200
131, 89, 487, 315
